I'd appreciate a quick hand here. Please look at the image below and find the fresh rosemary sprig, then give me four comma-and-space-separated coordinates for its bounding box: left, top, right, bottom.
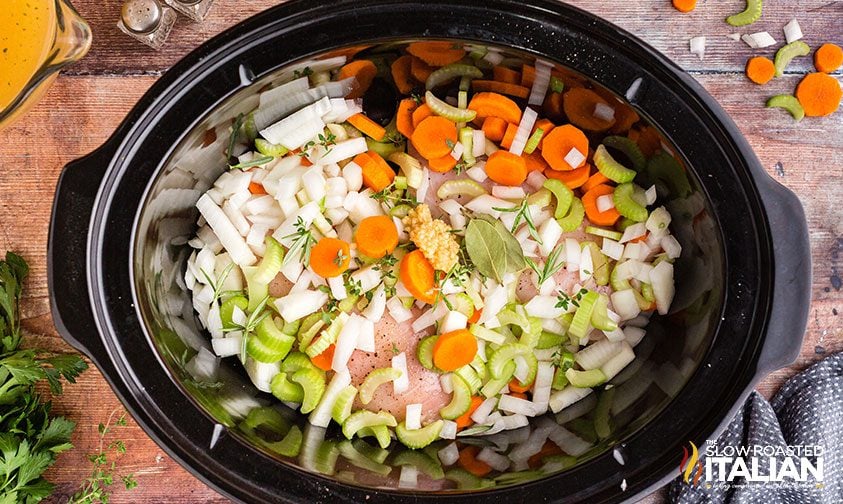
229, 155, 274, 170
281, 217, 316, 267
199, 263, 239, 304
525, 244, 566, 286
493, 198, 543, 244
222, 296, 270, 364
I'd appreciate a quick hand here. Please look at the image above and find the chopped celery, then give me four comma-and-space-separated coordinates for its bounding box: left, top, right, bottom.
291, 367, 326, 414
565, 368, 606, 388
425, 64, 484, 90
256, 317, 295, 356
445, 468, 494, 489
425, 91, 477, 122
305, 314, 345, 358
436, 178, 487, 200
353, 438, 390, 464
272, 425, 303, 457
590, 294, 618, 332
470, 324, 507, 346
220, 296, 248, 328
394, 176, 408, 190
527, 188, 552, 208
282, 319, 301, 336
297, 313, 326, 351
460, 127, 475, 165
551, 367, 569, 390
359, 368, 403, 404
641, 283, 655, 303
255, 138, 289, 157
253, 236, 285, 284
602, 136, 646, 172
388, 152, 423, 187
449, 293, 475, 319
613, 183, 648, 222
557, 198, 585, 232
243, 113, 258, 142
537, 330, 565, 350
342, 411, 397, 439
357, 425, 392, 449
281, 351, 322, 375
417, 335, 438, 370
767, 94, 805, 121
366, 137, 404, 159
523, 127, 545, 155
568, 291, 599, 340
726, 0, 763, 27
270, 372, 303, 402
247, 333, 288, 363
585, 225, 623, 241
390, 204, 413, 218
314, 440, 340, 475
774, 40, 811, 77
487, 343, 531, 379
338, 441, 392, 476
497, 309, 531, 335
396, 420, 444, 449
481, 362, 515, 397
514, 351, 539, 387
338, 293, 359, 313
244, 266, 269, 314
459, 75, 473, 92
594, 145, 636, 183
582, 241, 609, 286
393, 450, 445, 479
331, 385, 358, 425
543, 179, 574, 219
550, 76, 565, 94
455, 365, 482, 395
593, 388, 615, 440
440, 374, 473, 419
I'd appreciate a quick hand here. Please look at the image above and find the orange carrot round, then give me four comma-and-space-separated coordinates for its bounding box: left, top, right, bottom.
581, 171, 611, 193
248, 181, 267, 195
411, 103, 433, 129
399, 250, 436, 304
481, 116, 508, 142
795, 72, 842, 117
407, 41, 465, 66
582, 184, 621, 227
524, 150, 550, 172
509, 392, 529, 401
311, 344, 336, 371
545, 164, 591, 189
428, 153, 458, 173
410, 56, 435, 82
485, 150, 528, 186
499, 123, 518, 150
467, 307, 482, 325
563, 87, 617, 131
471, 80, 531, 99
338, 60, 377, 99
468, 92, 522, 124
631, 125, 661, 158
355, 216, 399, 259
541, 124, 589, 171
609, 104, 640, 134
493, 65, 522, 84
672, 0, 696, 12
745, 56, 776, 85
354, 152, 395, 192
433, 329, 477, 372
411, 116, 458, 160
542, 91, 565, 123
347, 113, 386, 141
396, 98, 418, 138
815, 43, 843, 73
391, 54, 417, 95
455, 396, 484, 430
458, 446, 492, 477
533, 118, 556, 149
310, 238, 351, 278
508, 377, 533, 393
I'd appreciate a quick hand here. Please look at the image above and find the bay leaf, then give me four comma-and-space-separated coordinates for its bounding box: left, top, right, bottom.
465, 218, 526, 283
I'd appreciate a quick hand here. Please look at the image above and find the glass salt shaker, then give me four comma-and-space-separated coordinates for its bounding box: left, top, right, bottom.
118, 0, 177, 50
163, 0, 215, 23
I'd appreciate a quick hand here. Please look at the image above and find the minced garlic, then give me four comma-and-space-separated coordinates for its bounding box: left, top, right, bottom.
402, 204, 459, 272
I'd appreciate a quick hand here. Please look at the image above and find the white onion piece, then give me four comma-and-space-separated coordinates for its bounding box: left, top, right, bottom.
525, 169, 547, 192
531, 362, 555, 413
440, 373, 453, 394
386, 297, 413, 323
362, 284, 387, 322
412, 303, 448, 332
649, 261, 675, 315
525, 295, 565, 318
596, 194, 615, 213
602, 238, 624, 261
661, 235, 682, 259
499, 394, 538, 417
508, 106, 538, 156
593, 102, 616, 122
492, 185, 526, 200
327, 276, 347, 301
601, 342, 635, 381
645, 185, 657, 206
624, 326, 647, 347
245, 359, 280, 393
319, 137, 368, 165
439, 420, 458, 440
449, 141, 465, 160
332, 314, 363, 371
478, 285, 507, 324
528, 60, 552, 106
547, 425, 592, 456
472, 129, 486, 158
439, 310, 468, 333
405, 403, 423, 430
689, 36, 706, 60
611, 289, 641, 321
620, 223, 647, 243
211, 335, 241, 358
465, 194, 514, 218
477, 448, 511, 472
466, 165, 488, 183
784, 19, 803, 44
537, 216, 562, 256
499, 414, 529, 431
565, 238, 581, 272
416, 168, 430, 203
350, 265, 381, 293
274, 290, 328, 323
260, 96, 331, 149
549, 386, 593, 413
564, 147, 586, 169
471, 397, 498, 424
579, 246, 594, 282
196, 194, 257, 266
576, 340, 625, 370
646, 206, 671, 237
743, 31, 777, 49
398, 466, 418, 489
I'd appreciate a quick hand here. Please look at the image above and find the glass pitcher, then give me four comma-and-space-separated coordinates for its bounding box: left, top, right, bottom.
0, 0, 92, 131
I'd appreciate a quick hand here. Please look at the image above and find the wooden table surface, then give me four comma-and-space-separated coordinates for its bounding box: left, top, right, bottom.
1, 0, 840, 502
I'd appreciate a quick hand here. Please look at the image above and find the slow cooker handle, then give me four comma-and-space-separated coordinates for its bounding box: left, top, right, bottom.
753, 175, 812, 375
48, 144, 112, 365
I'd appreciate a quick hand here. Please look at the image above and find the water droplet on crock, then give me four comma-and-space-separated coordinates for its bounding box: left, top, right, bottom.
625, 77, 644, 103
121, 0, 162, 34
209, 423, 224, 449
238, 64, 255, 86
613, 446, 626, 465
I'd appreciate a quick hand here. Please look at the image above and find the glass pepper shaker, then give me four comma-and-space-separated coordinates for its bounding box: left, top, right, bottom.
163, 0, 215, 23
117, 0, 177, 50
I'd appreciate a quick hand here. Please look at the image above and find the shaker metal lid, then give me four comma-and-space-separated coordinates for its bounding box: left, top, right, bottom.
121, 0, 163, 34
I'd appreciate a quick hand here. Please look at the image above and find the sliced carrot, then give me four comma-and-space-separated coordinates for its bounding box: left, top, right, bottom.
338, 59, 377, 99
527, 441, 564, 468
310, 238, 351, 278
433, 329, 477, 372
541, 124, 589, 171
545, 164, 591, 189
609, 103, 640, 134
563, 87, 617, 131
410, 56, 434, 83
552, 69, 589, 90
493, 65, 522, 84
508, 377, 533, 393
347, 113, 386, 141
632, 125, 662, 158
521, 64, 536, 88
582, 184, 621, 227
542, 91, 565, 123
407, 41, 466, 66
468, 92, 522, 124
458, 446, 492, 477
796, 72, 842, 117
391, 54, 416, 95
411, 116, 458, 160
411, 103, 433, 129
455, 396, 484, 429
509, 392, 529, 401
485, 150, 528, 186
815, 43, 843, 73
745, 56, 776, 85
355, 216, 399, 259
467, 307, 482, 325
428, 153, 458, 173
581, 171, 611, 193
399, 250, 436, 304
354, 152, 395, 192
524, 150, 550, 172
396, 98, 418, 138
481, 116, 508, 142
248, 182, 267, 195
311, 344, 336, 371
533, 118, 555, 149
472, 80, 530, 99
500, 123, 518, 150
672, 0, 696, 13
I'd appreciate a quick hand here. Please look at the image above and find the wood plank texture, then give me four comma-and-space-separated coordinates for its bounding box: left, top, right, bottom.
0, 0, 840, 502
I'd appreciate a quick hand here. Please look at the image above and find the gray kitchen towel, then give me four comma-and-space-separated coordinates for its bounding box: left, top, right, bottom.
668, 352, 842, 503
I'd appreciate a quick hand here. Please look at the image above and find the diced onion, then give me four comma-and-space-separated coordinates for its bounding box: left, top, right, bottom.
784, 19, 803, 44
386, 296, 413, 323
449, 141, 465, 160
565, 238, 581, 271
439, 420, 458, 440
509, 107, 539, 156
661, 235, 682, 259
689, 36, 706, 60
624, 326, 646, 347
320, 137, 368, 165
600, 342, 635, 381
649, 261, 675, 315
528, 60, 552, 106
498, 394, 538, 417
472, 130, 486, 158
362, 284, 387, 322
549, 386, 593, 414
742, 32, 777, 49
405, 403, 423, 430
308, 369, 352, 428
524, 295, 565, 319
440, 310, 469, 333
273, 289, 328, 323
596, 194, 615, 213
602, 238, 624, 261
466, 165, 488, 183
564, 148, 586, 170
593, 102, 616, 122
440, 373, 453, 394
471, 397, 498, 424
611, 289, 641, 321
211, 336, 241, 357
356, 317, 376, 353
645, 185, 657, 206
392, 352, 410, 394
399, 466, 418, 489
332, 314, 363, 371
196, 194, 257, 267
